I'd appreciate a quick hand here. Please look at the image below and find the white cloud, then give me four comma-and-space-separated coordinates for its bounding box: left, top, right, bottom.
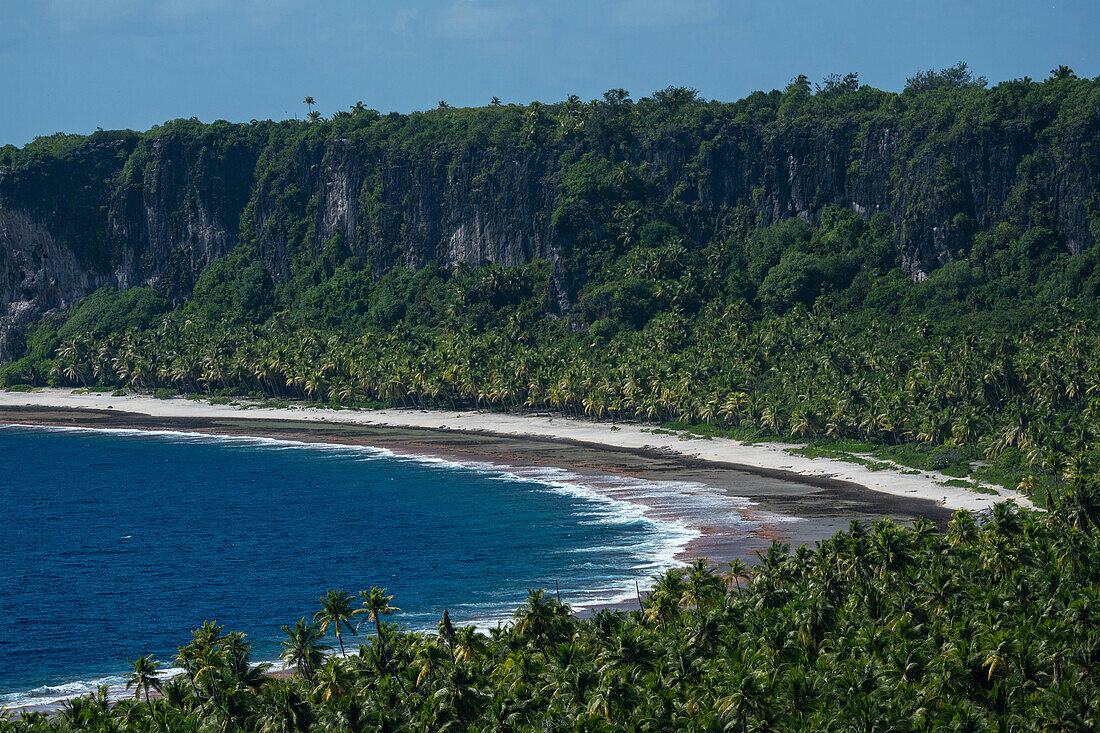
46, 0, 140, 31
157, 0, 223, 19
432, 0, 521, 39
157, 0, 302, 28
46, 0, 301, 31
609, 0, 719, 27
233, 0, 303, 30
391, 7, 419, 36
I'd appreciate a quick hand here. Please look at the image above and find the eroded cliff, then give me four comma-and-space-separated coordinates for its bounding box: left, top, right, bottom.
1, 79, 1097, 358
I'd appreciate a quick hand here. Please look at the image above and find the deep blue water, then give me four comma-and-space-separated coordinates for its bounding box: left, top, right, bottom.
0, 425, 697, 706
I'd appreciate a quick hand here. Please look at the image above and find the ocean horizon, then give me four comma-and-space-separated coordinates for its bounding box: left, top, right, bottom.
0, 423, 769, 709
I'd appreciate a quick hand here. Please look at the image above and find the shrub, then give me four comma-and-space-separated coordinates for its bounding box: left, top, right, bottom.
4, 383, 36, 392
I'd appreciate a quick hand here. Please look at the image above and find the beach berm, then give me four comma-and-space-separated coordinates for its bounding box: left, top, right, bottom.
0, 388, 1030, 513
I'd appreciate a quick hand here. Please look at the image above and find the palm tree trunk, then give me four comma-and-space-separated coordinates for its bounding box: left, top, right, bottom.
374, 618, 408, 694
375, 618, 387, 669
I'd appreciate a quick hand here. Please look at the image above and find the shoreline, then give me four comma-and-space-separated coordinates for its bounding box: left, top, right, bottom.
0, 388, 1004, 713
0, 406, 951, 569
0, 388, 1030, 514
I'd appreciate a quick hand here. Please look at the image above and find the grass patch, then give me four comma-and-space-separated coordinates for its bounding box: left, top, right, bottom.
789, 445, 862, 462
939, 464, 972, 478
250, 400, 290, 409
5, 384, 38, 392
662, 420, 768, 442
936, 479, 997, 494
789, 445, 911, 473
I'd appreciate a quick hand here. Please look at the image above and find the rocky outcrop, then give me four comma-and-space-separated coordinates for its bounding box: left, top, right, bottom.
0, 207, 96, 356
1, 88, 1098, 358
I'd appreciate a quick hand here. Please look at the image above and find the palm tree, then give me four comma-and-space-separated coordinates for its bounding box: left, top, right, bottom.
318, 694, 369, 733
257, 684, 313, 733
432, 663, 484, 726
716, 671, 768, 732
302, 96, 316, 115
453, 625, 487, 662
358, 587, 400, 672
410, 638, 449, 688
644, 587, 681, 628
123, 655, 162, 711
313, 657, 356, 702
648, 568, 685, 607
725, 558, 749, 597
313, 589, 360, 656
1061, 473, 1100, 531
513, 588, 557, 659
221, 630, 270, 693
279, 617, 331, 682
681, 558, 723, 613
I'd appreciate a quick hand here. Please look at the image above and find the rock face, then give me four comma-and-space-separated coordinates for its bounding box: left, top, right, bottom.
1, 91, 1098, 358
0, 207, 94, 352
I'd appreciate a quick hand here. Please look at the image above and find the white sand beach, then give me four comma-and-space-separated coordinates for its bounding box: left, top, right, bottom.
0, 388, 1033, 513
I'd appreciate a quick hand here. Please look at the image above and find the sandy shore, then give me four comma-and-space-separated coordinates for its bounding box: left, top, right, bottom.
1, 387, 1022, 714
0, 388, 1030, 513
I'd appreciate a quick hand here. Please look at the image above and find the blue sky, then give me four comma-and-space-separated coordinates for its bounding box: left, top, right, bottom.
1, 0, 1096, 146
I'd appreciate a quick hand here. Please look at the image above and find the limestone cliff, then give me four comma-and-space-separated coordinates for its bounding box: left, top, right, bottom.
1, 81, 1098, 357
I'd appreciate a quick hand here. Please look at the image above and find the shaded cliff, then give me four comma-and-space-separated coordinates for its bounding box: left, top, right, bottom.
1, 77, 1098, 358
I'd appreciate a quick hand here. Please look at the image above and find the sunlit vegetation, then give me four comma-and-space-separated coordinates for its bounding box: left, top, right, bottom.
0, 76, 1098, 510
5, 200, 1099, 508
2, 67, 1100, 729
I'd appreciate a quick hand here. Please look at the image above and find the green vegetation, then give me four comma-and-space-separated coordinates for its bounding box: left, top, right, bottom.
2, 68, 1099, 728
2, 66, 1096, 288
2, 75, 1096, 519
6, 505, 1100, 729
5, 194, 1098, 508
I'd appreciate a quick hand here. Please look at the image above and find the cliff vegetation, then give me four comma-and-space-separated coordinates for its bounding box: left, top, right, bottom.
2, 66, 1100, 506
